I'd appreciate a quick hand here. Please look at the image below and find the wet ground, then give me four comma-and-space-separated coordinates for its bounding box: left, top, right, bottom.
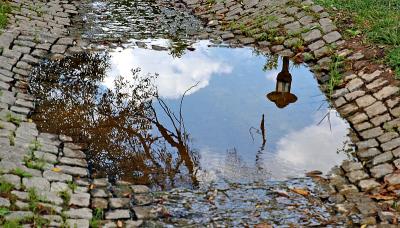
27, 0, 356, 225
30, 40, 352, 189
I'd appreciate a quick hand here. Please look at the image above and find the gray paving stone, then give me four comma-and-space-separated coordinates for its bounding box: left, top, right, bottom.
0, 174, 21, 189
66, 208, 93, 219
358, 179, 381, 191
92, 197, 108, 209
59, 157, 88, 167
384, 173, 400, 185
356, 95, 376, 108
23, 177, 51, 192
322, 31, 341, 43
43, 170, 73, 182
346, 78, 364, 92
55, 165, 88, 177
371, 113, 391, 126
5, 211, 33, 220
346, 170, 369, 183
67, 219, 89, 228
344, 90, 365, 101
374, 86, 399, 100
308, 39, 325, 51
360, 127, 384, 139
378, 132, 399, 143
105, 209, 131, 219
109, 198, 130, 209
0, 197, 10, 207
364, 101, 386, 118
381, 137, 400, 151
372, 151, 393, 166
348, 112, 368, 125
69, 192, 90, 207
302, 29, 322, 43
338, 103, 358, 116
360, 70, 382, 82
370, 163, 394, 178
366, 78, 388, 90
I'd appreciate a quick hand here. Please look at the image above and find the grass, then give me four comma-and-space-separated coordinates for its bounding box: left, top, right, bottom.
58, 190, 70, 207
6, 113, 21, 126
315, 0, 400, 77
0, 181, 13, 195
327, 55, 345, 97
89, 208, 103, 228
12, 168, 32, 178
0, 1, 11, 30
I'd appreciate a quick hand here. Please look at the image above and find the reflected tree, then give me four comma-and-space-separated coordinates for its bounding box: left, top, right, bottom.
29, 52, 199, 189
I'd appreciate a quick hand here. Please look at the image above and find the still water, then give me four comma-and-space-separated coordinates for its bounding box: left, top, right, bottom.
30, 40, 351, 189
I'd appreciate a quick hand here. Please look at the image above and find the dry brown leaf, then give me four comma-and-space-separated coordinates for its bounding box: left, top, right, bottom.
255, 223, 272, 228
291, 188, 310, 196
369, 194, 396, 200
117, 220, 123, 227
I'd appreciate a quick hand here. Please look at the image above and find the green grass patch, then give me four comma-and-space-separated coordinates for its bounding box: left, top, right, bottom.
0, 181, 14, 195
12, 168, 32, 178
0, 1, 11, 30
388, 47, 400, 79
327, 55, 345, 97
315, 0, 400, 77
89, 208, 103, 228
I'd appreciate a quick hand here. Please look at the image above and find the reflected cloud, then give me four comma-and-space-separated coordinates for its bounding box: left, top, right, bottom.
274, 110, 348, 173
106, 40, 233, 99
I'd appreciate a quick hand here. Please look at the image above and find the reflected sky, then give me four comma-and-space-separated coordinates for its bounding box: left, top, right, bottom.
106, 40, 350, 181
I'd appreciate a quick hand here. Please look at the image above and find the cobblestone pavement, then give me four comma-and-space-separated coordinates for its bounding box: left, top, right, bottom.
1, 0, 400, 227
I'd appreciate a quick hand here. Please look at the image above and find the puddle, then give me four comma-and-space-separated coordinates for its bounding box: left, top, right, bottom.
30, 40, 352, 189
81, 0, 203, 42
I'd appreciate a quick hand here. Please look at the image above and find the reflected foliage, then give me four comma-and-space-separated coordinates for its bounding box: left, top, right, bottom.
29, 53, 199, 189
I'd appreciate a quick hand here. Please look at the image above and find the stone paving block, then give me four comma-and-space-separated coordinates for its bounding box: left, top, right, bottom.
377, 132, 399, 143
371, 163, 394, 178
66, 208, 93, 219
364, 101, 386, 118
355, 95, 376, 108
109, 198, 130, 209
358, 179, 381, 191
67, 219, 89, 228
372, 151, 393, 166
23, 177, 51, 192
69, 192, 90, 207
92, 198, 108, 209
302, 29, 322, 43
371, 113, 391, 126
381, 137, 400, 151
360, 127, 384, 139
55, 165, 88, 177
348, 112, 368, 125
384, 173, 400, 185
59, 157, 88, 167
105, 209, 131, 219
43, 170, 73, 182
344, 90, 365, 102
374, 86, 399, 100
339, 103, 358, 116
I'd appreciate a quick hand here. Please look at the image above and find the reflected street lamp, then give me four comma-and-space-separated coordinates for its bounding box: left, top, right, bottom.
266, 57, 298, 108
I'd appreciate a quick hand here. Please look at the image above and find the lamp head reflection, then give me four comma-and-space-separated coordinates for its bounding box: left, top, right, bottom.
267, 57, 297, 108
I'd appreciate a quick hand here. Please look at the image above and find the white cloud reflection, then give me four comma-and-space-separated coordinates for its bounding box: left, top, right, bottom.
106, 40, 233, 99
197, 110, 349, 183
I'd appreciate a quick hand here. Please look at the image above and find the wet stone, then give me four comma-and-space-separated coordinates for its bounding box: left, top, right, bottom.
22, 177, 50, 192
322, 31, 341, 43
109, 198, 130, 209
356, 95, 376, 108
0, 197, 10, 207
314, 46, 330, 58
349, 112, 368, 125
381, 137, 400, 151
133, 194, 153, 206
308, 40, 325, 52
344, 90, 365, 102
67, 219, 89, 228
385, 173, 400, 185
59, 157, 88, 167
91, 188, 109, 198
131, 185, 150, 194
1, 174, 21, 189
354, 122, 372, 131
331, 88, 348, 98
238, 37, 255, 45
51, 44, 67, 54
371, 113, 391, 126
132, 206, 155, 220
5, 211, 34, 221
360, 70, 382, 82
346, 78, 364, 92
93, 178, 109, 187
334, 97, 346, 107
66, 208, 93, 219
346, 170, 369, 183
105, 209, 131, 219
378, 132, 399, 143
339, 103, 358, 116
56, 165, 88, 177
360, 127, 383, 139
374, 86, 399, 100
341, 160, 363, 172
357, 148, 381, 160
301, 29, 322, 43
43, 170, 73, 182
69, 193, 90, 207
364, 101, 386, 118
338, 184, 359, 194
372, 151, 393, 166
92, 198, 108, 209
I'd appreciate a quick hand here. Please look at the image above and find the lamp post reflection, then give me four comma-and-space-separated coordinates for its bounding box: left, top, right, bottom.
266, 57, 297, 108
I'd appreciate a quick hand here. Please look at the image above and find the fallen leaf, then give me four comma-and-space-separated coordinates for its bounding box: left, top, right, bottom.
117, 220, 123, 227
51, 167, 61, 172
369, 194, 396, 200
274, 190, 289, 198
291, 188, 310, 196
255, 223, 272, 228
89, 184, 96, 190
305, 170, 322, 177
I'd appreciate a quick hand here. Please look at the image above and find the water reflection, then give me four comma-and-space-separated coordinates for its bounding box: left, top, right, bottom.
267, 57, 298, 108
29, 53, 199, 189
30, 42, 351, 188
